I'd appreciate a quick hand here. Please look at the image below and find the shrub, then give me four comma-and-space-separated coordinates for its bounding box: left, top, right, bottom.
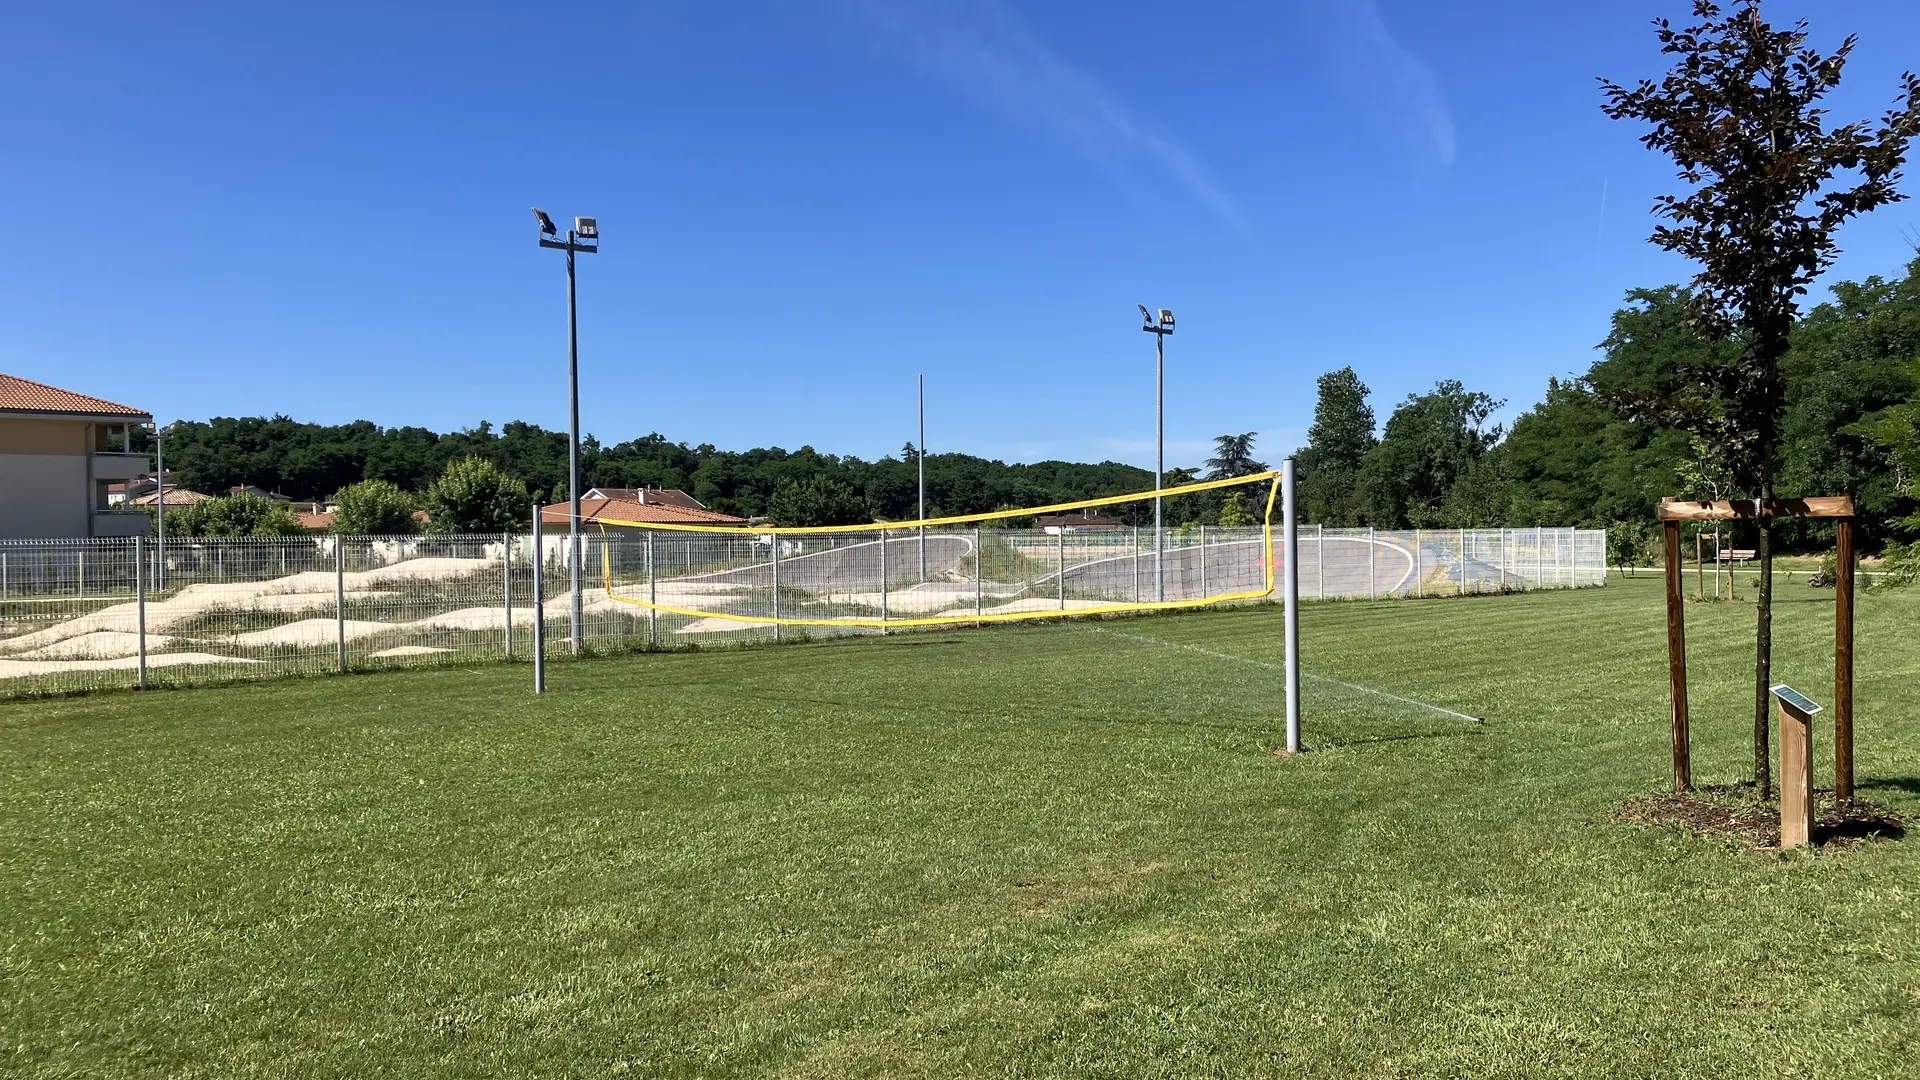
162, 493, 305, 537
330, 480, 417, 535
423, 458, 529, 534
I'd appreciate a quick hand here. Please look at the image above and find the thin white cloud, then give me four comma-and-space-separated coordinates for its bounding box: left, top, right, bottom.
841, 0, 1243, 227
1306, 0, 1456, 170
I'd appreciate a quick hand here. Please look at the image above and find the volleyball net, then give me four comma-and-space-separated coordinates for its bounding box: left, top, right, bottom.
594, 471, 1281, 633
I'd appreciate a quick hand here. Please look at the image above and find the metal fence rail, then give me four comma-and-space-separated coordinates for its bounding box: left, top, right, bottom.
0, 526, 1605, 698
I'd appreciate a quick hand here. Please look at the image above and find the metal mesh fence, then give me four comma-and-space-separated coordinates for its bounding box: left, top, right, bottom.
0, 526, 1605, 698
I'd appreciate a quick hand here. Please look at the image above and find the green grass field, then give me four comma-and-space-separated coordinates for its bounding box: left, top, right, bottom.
4, 576, 1917, 1078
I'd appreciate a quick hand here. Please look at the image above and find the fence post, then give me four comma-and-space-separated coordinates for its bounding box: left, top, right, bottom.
1199, 525, 1208, 598
771, 535, 782, 642
1458, 527, 1467, 593
1057, 528, 1066, 610
1369, 527, 1377, 599
1415, 529, 1424, 598
1133, 527, 1141, 602
335, 539, 347, 674
135, 537, 148, 690
974, 525, 983, 618
1316, 523, 1324, 600
647, 530, 658, 648
77, 548, 85, 598
879, 531, 889, 624
503, 532, 514, 660
532, 503, 545, 693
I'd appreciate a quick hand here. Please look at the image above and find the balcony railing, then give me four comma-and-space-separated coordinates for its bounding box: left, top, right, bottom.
93, 451, 151, 482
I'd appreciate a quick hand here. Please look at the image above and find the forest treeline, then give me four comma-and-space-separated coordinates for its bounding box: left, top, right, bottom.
1295, 256, 1920, 553
142, 257, 1920, 547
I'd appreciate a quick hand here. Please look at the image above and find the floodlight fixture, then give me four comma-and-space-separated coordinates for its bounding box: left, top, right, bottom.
1138, 303, 1153, 327
574, 216, 598, 239
533, 208, 557, 236
1158, 308, 1175, 329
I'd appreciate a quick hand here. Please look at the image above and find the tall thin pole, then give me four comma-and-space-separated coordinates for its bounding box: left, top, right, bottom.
532, 502, 546, 694
503, 531, 514, 660
918, 374, 926, 582
1283, 458, 1301, 753
155, 426, 167, 588
1154, 330, 1165, 602
647, 529, 658, 648
135, 535, 147, 690
566, 233, 583, 653
335, 539, 347, 674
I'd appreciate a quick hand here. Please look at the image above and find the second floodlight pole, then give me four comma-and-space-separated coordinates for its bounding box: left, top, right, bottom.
1283, 457, 1301, 753
918, 374, 926, 581
535, 209, 597, 653
1140, 306, 1173, 602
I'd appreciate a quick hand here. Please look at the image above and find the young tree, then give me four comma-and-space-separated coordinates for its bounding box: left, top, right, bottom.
329, 479, 417, 535
1602, 0, 1920, 796
423, 457, 530, 534
1298, 367, 1378, 526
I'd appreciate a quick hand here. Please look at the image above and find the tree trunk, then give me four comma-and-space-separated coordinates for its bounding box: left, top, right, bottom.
1752, 485, 1773, 801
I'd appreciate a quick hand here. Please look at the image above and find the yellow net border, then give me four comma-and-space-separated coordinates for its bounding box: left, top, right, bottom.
598, 469, 1280, 628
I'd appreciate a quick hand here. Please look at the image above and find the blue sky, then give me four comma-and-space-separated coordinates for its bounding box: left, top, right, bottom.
5, 1, 1920, 472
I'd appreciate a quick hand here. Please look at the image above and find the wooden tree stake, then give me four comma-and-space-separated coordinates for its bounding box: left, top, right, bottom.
1663, 520, 1690, 791
1835, 518, 1856, 803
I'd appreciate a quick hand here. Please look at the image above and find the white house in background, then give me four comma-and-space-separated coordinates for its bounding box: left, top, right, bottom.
0, 373, 152, 539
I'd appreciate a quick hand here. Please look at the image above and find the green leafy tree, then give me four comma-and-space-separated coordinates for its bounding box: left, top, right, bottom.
1297, 367, 1377, 526
329, 479, 416, 535
423, 457, 530, 535
1601, 0, 1920, 796
766, 476, 873, 527
162, 493, 304, 537
1356, 381, 1503, 528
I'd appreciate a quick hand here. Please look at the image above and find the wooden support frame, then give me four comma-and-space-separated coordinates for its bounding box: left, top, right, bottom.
1656, 496, 1857, 800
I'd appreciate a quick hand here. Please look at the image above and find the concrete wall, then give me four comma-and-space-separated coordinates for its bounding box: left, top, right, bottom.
0, 418, 91, 539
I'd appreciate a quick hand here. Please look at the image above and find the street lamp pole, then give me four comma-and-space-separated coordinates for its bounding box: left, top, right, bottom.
1139, 306, 1175, 602
534, 209, 598, 653
153, 425, 167, 591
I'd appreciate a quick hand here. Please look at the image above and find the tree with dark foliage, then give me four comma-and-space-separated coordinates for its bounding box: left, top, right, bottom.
1600, 0, 1920, 797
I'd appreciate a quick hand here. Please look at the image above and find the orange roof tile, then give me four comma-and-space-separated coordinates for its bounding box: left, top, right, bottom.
0, 373, 150, 419
542, 498, 750, 528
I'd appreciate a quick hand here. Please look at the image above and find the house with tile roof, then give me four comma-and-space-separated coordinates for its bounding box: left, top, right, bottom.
540, 497, 750, 533
0, 373, 153, 538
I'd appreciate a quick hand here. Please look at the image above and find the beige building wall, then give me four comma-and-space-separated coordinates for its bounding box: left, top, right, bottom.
0, 418, 92, 538
1, 454, 90, 538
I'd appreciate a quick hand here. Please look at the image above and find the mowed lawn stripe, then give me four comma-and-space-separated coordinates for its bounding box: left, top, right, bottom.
2, 576, 1917, 1077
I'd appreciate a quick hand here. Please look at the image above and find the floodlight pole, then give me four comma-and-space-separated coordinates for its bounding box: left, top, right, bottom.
1141, 310, 1173, 601
537, 220, 598, 652
918, 374, 926, 582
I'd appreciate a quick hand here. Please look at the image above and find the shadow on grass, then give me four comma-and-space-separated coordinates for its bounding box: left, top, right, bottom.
1857, 776, 1920, 796
1312, 727, 1486, 751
